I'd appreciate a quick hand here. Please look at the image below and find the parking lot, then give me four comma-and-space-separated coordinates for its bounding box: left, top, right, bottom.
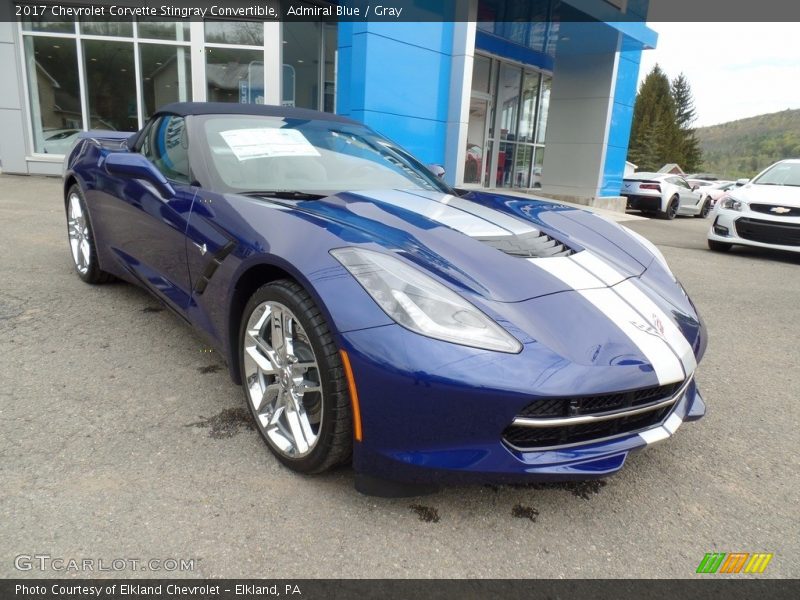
1, 173, 797, 578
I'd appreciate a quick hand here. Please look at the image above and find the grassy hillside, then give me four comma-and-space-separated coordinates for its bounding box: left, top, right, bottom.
694, 109, 800, 179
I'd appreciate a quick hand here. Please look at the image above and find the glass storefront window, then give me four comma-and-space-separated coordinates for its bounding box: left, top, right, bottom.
497, 63, 521, 140
536, 76, 551, 144
282, 21, 321, 110
138, 21, 190, 41
205, 21, 264, 45
23, 36, 81, 153
465, 97, 488, 184
21, 14, 74, 34
323, 23, 337, 112
80, 20, 133, 37
518, 71, 540, 143
472, 54, 550, 189
206, 47, 264, 103
83, 40, 137, 131
140, 44, 191, 118
472, 55, 492, 94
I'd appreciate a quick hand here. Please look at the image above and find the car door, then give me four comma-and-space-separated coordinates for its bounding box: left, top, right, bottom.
674, 176, 701, 210
107, 115, 198, 313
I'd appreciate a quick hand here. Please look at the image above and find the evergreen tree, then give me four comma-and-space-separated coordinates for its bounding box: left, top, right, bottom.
670, 73, 703, 172
627, 65, 681, 171
671, 74, 696, 129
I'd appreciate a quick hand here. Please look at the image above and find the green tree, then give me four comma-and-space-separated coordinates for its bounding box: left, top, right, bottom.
671, 73, 703, 171
628, 65, 681, 171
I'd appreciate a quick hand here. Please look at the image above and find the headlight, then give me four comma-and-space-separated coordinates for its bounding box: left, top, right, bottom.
331, 247, 522, 353
721, 196, 746, 211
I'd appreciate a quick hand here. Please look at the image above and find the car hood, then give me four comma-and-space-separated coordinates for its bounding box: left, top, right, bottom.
290, 188, 656, 303
733, 183, 800, 207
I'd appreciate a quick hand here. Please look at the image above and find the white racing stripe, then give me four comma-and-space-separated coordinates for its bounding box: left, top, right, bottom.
528, 255, 608, 290
639, 412, 684, 445
579, 288, 685, 384
529, 251, 689, 385
613, 279, 698, 374
357, 189, 510, 237
570, 250, 696, 377
570, 250, 629, 286
437, 193, 539, 235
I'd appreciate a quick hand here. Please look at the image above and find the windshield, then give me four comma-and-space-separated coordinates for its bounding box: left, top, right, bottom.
196, 115, 451, 195
752, 162, 800, 187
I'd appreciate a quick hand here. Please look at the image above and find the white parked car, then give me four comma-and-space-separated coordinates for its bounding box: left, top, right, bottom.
622, 172, 710, 219
708, 159, 800, 253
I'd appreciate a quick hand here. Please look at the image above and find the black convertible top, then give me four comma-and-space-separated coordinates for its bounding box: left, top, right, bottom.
155, 102, 360, 124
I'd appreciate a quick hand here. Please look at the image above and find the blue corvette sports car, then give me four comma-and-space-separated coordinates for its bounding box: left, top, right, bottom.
63, 103, 706, 495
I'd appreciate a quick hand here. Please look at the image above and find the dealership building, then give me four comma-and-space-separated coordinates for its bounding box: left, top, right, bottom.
0, 0, 656, 210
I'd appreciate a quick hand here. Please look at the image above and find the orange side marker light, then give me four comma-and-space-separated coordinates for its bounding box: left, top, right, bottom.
340, 349, 363, 442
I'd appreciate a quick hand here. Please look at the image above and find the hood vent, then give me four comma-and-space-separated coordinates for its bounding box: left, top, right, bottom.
476, 230, 574, 258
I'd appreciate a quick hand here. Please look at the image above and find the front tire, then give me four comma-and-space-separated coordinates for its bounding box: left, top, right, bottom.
239, 279, 352, 474
66, 185, 113, 284
696, 199, 711, 218
660, 196, 680, 220
708, 239, 732, 252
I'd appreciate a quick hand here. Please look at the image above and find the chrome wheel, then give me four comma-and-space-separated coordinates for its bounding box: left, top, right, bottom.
243, 301, 323, 458
67, 193, 90, 274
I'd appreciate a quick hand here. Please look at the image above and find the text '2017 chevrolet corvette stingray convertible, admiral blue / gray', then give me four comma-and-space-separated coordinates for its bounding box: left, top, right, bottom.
63, 103, 706, 495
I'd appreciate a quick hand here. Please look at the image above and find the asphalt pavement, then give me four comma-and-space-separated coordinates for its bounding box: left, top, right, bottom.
0, 174, 797, 578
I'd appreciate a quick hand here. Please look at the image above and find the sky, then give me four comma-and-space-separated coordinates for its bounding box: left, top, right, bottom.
636, 23, 800, 128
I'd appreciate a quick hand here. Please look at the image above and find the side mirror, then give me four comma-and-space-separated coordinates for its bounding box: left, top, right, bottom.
427, 164, 446, 179
104, 152, 175, 198
735, 178, 749, 187
691, 185, 699, 191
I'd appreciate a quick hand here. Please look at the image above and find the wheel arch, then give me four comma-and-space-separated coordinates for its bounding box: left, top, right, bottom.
225, 258, 341, 386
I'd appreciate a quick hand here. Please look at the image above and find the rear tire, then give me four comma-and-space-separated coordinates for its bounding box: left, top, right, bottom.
708, 239, 732, 252
239, 279, 352, 474
66, 184, 114, 284
660, 196, 680, 220
696, 199, 711, 218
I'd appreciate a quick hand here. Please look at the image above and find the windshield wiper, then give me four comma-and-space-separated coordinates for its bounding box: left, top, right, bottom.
240, 190, 328, 200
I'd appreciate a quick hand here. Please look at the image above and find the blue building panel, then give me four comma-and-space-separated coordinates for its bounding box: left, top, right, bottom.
350, 109, 449, 165
474, 30, 554, 71
601, 45, 643, 196
337, 19, 456, 167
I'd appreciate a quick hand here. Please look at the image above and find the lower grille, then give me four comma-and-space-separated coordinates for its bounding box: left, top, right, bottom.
735, 217, 800, 246
516, 381, 683, 418
503, 406, 673, 449
503, 379, 688, 450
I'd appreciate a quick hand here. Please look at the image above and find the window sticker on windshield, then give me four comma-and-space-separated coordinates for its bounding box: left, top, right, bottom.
220, 128, 320, 160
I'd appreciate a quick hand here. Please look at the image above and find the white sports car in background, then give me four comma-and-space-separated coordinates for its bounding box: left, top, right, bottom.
708, 159, 800, 253
622, 172, 710, 219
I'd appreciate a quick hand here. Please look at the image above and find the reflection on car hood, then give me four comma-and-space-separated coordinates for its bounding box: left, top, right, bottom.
733, 184, 800, 207
293, 188, 655, 303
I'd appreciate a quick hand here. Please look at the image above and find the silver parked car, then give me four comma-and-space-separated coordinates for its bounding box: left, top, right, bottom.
622, 172, 710, 219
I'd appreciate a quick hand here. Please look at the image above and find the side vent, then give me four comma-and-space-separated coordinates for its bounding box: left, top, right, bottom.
476, 230, 574, 258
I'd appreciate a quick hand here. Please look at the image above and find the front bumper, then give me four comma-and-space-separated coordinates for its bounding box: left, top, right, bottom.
709, 208, 800, 253
341, 322, 705, 485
